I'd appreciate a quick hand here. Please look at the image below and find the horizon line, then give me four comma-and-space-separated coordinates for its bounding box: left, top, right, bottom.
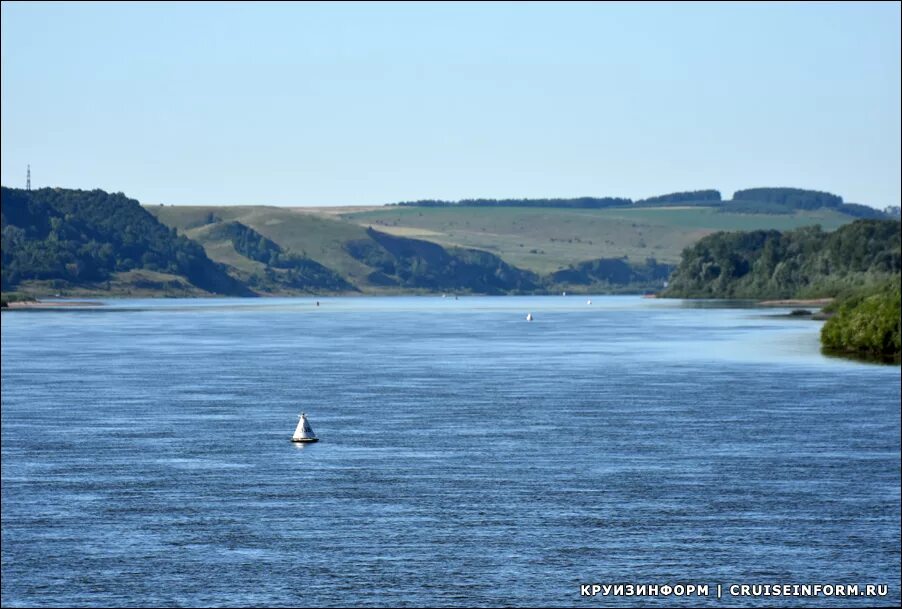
2, 183, 896, 211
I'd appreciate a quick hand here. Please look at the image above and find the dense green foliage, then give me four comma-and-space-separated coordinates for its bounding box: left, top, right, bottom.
550, 257, 673, 287
720, 199, 886, 218
396, 197, 633, 209
1, 187, 250, 295
204, 220, 353, 292
664, 219, 901, 362
0, 292, 36, 307
244, 262, 354, 293
718, 200, 796, 215
345, 228, 539, 293
205, 221, 284, 265
663, 220, 901, 299
836, 203, 888, 219
393, 188, 882, 219
722, 188, 886, 217
821, 280, 901, 361
635, 190, 722, 205
732, 187, 843, 209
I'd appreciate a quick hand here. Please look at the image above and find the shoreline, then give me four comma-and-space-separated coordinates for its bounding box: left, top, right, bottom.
2, 288, 661, 302
756, 298, 833, 307
2, 295, 838, 308
4, 300, 106, 309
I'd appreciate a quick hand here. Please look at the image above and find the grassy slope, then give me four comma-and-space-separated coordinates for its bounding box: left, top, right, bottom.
148, 205, 375, 286
12, 270, 210, 298
148, 204, 856, 288
184, 223, 268, 276
342, 206, 853, 273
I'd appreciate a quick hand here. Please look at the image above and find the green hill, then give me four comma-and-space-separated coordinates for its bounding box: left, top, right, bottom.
147, 197, 868, 294
662, 219, 901, 299
348, 227, 539, 293
341, 204, 856, 274
148, 205, 377, 288
148, 205, 542, 294
186, 220, 354, 293
1, 187, 251, 296
3, 185, 887, 298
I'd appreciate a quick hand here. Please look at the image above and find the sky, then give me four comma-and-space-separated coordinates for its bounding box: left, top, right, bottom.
1, 1, 900, 208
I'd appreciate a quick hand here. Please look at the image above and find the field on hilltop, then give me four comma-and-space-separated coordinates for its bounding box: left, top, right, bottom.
147, 201, 858, 292
149, 203, 857, 279
339, 205, 855, 273
148, 204, 540, 294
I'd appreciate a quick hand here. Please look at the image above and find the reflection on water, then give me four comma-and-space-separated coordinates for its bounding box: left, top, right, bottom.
2, 296, 899, 607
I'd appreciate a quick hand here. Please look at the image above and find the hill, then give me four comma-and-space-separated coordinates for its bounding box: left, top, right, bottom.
341, 204, 856, 274
1, 187, 251, 296
347, 227, 539, 293
148, 204, 377, 289
183, 219, 355, 293
3, 185, 888, 298
662, 219, 901, 299
147, 199, 864, 293
148, 205, 543, 294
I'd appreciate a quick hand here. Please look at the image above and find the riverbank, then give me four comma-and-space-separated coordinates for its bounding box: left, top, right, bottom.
756, 298, 834, 307
3, 300, 105, 310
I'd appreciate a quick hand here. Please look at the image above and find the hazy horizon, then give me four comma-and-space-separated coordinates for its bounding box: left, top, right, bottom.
2, 1, 900, 208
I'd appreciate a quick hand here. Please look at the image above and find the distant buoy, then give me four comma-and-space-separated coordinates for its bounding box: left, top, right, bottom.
291, 413, 319, 443
562, 291, 567, 296
526, 313, 533, 321
587, 299, 592, 305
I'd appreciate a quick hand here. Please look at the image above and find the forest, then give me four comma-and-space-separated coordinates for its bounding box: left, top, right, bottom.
820, 279, 901, 362
663, 219, 901, 360
344, 227, 540, 293
1, 187, 250, 295
395, 196, 633, 209
662, 219, 900, 299
203, 221, 353, 292
394, 187, 888, 218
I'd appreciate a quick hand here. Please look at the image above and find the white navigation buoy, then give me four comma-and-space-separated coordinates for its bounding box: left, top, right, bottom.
526, 313, 533, 322
291, 413, 319, 443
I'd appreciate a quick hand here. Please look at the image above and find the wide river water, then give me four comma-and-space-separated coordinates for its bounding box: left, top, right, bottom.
1, 296, 899, 607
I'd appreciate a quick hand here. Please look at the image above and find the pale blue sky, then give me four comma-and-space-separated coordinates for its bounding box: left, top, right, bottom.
2, 1, 899, 207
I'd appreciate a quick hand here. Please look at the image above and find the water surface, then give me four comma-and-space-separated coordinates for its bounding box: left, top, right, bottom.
2, 296, 899, 607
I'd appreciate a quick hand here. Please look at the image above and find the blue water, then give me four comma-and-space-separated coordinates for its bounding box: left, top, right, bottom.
2, 296, 899, 607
